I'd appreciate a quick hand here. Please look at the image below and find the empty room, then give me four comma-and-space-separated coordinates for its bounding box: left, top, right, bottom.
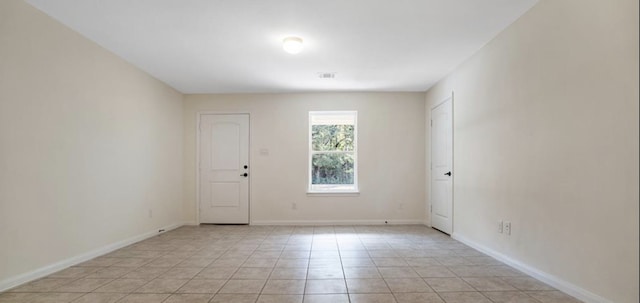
0, 0, 638, 303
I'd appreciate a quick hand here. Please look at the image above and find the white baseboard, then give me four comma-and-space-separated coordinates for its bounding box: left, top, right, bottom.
451, 232, 612, 303
250, 219, 425, 226
0, 222, 184, 292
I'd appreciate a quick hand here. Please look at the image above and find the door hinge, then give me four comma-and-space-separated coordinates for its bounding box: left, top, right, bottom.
430, 120, 433, 126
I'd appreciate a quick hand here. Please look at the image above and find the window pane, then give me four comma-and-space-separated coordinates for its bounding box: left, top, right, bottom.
312, 125, 354, 151
311, 153, 354, 185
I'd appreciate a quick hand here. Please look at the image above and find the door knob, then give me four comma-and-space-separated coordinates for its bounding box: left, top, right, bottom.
240, 173, 248, 177
444, 171, 451, 176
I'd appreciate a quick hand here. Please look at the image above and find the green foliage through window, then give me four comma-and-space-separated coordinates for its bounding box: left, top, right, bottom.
312, 153, 354, 185
312, 125, 354, 151
311, 124, 355, 185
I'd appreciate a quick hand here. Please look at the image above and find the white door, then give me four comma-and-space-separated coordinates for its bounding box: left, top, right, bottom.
199, 114, 249, 224
430, 96, 453, 234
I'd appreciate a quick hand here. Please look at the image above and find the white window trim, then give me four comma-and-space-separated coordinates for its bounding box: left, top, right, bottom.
308, 111, 359, 194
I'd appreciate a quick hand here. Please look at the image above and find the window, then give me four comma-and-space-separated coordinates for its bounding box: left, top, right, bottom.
309, 111, 358, 193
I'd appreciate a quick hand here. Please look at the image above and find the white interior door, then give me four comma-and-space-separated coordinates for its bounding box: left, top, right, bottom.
431, 96, 453, 234
199, 114, 249, 224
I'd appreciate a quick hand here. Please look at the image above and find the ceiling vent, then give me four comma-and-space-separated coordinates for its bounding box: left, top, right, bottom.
317, 72, 336, 79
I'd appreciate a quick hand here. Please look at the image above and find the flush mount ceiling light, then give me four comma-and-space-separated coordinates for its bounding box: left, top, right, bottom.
282, 36, 304, 54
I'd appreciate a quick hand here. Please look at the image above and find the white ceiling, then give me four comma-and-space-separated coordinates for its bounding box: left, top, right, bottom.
26, 0, 538, 94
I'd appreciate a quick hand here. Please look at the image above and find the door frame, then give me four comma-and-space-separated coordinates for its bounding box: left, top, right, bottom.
429, 92, 454, 234
196, 111, 251, 225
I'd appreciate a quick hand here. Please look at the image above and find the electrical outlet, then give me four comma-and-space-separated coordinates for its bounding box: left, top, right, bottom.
498, 221, 503, 233
504, 222, 511, 235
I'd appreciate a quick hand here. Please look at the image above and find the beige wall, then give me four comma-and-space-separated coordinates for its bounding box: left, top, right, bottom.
425, 0, 639, 302
0, 0, 184, 286
184, 93, 426, 224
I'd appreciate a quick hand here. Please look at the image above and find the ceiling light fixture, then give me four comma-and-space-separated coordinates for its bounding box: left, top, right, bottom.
282, 36, 304, 54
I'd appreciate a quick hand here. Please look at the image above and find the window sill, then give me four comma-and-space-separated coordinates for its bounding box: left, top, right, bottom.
306, 191, 360, 197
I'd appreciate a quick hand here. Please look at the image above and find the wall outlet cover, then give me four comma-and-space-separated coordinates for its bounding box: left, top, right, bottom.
504, 222, 511, 235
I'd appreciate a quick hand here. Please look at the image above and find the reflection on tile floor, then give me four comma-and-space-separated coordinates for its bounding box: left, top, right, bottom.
0, 225, 583, 302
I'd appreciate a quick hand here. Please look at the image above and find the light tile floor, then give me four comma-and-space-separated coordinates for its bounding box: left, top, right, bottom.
0, 225, 583, 303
